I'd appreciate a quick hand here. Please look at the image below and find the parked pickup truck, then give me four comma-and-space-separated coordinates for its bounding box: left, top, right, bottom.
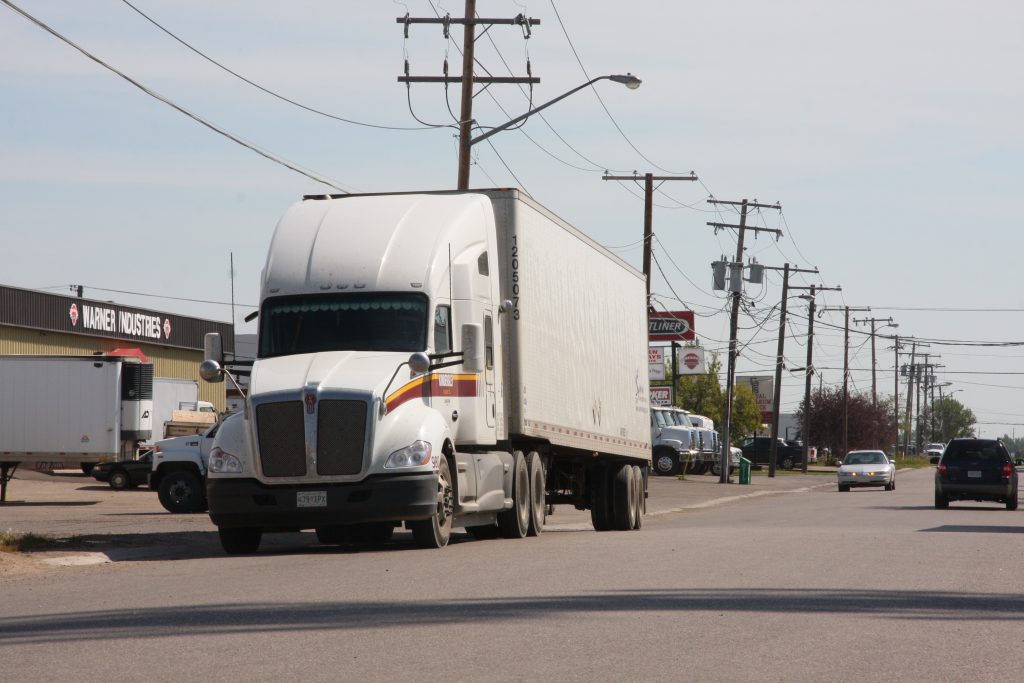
739, 437, 803, 470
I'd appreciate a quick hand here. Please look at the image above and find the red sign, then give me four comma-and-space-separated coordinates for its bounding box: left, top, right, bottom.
69, 303, 79, 327
683, 352, 700, 369
648, 311, 695, 341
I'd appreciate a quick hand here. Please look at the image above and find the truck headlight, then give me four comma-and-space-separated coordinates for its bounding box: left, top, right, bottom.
385, 440, 432, 469
208, 447, 242, 474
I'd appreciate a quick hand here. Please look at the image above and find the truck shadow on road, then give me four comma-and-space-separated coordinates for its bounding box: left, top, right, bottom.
919, 525, 1024, 534
2, 587, 1023, 645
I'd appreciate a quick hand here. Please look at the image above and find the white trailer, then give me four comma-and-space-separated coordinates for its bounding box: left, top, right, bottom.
200, 189, 650, 553
152, 377, 199, 438
0, 355, 153, 501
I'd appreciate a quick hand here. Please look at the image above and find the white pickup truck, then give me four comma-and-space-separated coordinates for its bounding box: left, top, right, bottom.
149, 417, 227, 513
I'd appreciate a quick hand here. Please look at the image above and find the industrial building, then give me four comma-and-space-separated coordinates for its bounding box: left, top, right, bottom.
0, 284, 234, 411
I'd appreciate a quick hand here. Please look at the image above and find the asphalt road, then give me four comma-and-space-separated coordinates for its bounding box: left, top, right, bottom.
1, 467, 1022, 682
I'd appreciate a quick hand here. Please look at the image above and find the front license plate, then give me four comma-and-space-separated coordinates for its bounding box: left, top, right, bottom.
968, 471, 982, 479
296, 491, 327, 507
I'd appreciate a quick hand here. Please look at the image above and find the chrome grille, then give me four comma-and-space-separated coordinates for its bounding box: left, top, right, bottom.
256, 401, 306, 477
317, 400, 367, 475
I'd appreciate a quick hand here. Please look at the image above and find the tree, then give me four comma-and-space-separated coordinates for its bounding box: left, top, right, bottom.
925, 397, 976, 442
675, 352, 723, 419
730, 384, 762, 443
796, 387, 897, 456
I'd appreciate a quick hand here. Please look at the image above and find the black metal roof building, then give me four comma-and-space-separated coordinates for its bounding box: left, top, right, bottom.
0, 284, 234, 410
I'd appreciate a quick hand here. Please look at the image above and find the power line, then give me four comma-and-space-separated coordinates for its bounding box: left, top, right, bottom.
120, 0, 441, 131
2, 0, 353, 193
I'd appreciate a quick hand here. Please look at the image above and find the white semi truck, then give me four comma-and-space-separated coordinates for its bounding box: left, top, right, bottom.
0, 355, 153, 501
198, 189, 651, 553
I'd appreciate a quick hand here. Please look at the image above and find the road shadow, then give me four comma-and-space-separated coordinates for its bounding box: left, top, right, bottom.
920, 525, 1024, 534
2, 586, 1022, 645
0, 500, 99, 507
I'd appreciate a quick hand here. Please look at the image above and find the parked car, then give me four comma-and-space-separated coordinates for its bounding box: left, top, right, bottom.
91, 450, 154, 490
933, 438, 1018, 510
739, 436, 803, 470
837, 450, 895, 492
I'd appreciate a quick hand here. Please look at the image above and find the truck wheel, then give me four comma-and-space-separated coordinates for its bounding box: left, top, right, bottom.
219, 527, 261, 554
710, 459, 722, 477
782, 456, 795, 470
498, 451, 530, 539
590, 465, 613, 531
158, 471, 206, 513
652, 448, 681, 476
631, 464, 644, 529
316, 526, 347, 544
346, 522, 396, 544
108, 470, 130, 490
526, 451, 546, 536
611, 463, 637, 531
410, 457, 454, 548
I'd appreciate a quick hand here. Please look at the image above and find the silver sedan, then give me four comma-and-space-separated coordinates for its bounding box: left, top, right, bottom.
837, 450, 896, 492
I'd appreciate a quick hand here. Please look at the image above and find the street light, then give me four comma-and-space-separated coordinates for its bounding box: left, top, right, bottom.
459, 74, 642, 186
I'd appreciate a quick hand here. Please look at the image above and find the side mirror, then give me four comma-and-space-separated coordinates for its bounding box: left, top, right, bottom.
408, 352, 430, 375
199, 359, 224, 384
204, 332, 224, 365
929, 456, 940, 465
461, 323, 484, 373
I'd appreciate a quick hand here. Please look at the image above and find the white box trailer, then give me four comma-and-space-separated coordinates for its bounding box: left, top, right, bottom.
201, 189, 650, 553
152, 377, 200, 439
0, 355, 153, 500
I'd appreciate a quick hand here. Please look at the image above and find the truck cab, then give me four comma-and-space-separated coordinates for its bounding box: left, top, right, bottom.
651, 407, 698, 475
150, 418, 225, 513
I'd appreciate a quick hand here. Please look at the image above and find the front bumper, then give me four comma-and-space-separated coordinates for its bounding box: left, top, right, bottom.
838, 474, 890, 487
207, 473, 439, 531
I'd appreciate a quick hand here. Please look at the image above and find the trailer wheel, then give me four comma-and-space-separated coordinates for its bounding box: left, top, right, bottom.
590, 465, 613, 531
631, 465, 644, 529
410, 457, 453, 548
652, 448, 681, 476
611, 463, 637, 531
526, 451, 545, 537
219, 527, 262, 554
158, 471, 206, 513
108, 469, 130, 491
498, 451, 530, 539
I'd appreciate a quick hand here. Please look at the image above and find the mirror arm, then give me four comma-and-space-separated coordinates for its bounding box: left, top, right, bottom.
380, 362, 411, 418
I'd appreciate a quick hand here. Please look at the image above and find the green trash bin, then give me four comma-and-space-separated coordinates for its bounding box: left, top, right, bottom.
739, 457, 752, 485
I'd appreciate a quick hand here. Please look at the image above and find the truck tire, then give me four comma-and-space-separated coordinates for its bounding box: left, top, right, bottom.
108, 469, 130, 491
611, 463, 637, 531
782, 456, 795, 470
219, 527, 261, 554
652, 448, 681, 476
590, 465, 613, 531
498, 451, 530, 539
710, 458, 722, 477
526, 451, 546, 536
346, 522, 396, 545
158, 470, 206, 513
631, 464, 644, 529
410, 457, 453, 548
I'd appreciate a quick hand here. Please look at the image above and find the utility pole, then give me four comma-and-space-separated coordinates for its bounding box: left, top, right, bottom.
602, 172, 698, 306
793, 284, 839, 473
893, 335, 901, 455
822, 305, 870, 458
396, 4, 540, 189
853, 316, 896, 410
707, 198, 782, 483
761, 263, 820, 477
902, 341, 928, 455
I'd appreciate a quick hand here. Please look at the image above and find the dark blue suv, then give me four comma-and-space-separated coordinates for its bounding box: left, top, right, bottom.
933, 438, 1018, 510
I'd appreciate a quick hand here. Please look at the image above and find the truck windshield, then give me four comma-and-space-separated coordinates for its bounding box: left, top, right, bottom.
258, 293, 429, 358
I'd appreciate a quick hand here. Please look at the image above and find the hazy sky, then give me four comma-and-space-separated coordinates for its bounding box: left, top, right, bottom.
2, 1, 1022, 437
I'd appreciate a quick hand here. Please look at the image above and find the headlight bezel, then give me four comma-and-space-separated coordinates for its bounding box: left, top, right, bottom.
385, 440, 433, 469
208, 446, 243, 474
